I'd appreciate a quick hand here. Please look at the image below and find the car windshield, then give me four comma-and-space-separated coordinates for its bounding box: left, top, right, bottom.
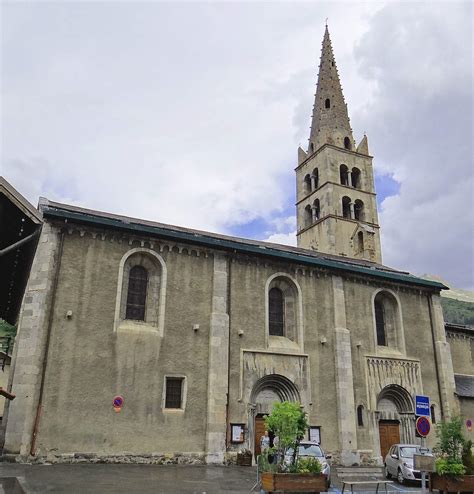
286, 444, 324, 457
400, 447, 418, 458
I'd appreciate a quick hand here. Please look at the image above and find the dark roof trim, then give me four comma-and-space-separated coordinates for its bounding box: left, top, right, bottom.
445, 322, 474, 336
40, 202, 447, 291
0, 177, 42, 224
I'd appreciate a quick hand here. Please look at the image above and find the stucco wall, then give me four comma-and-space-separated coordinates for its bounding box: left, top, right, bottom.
36, 229, 214, 456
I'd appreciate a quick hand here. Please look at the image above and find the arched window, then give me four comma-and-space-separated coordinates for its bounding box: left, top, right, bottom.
342, 196, 351, 218
357, 405, 364, 427
311, 168, 319, 189
357, 231, 364, 252
340, 164, 349, 185
351, 168, 361, 188
310, 142, 314, 153
266, 275, 301, 345
312, 199, 320, 222
115, 248, 167, 334
325, 98, 330, 109
269, 288, 284, 336
430, 405, 436, 423
354, 199, 364, 221
303, 174, 312, 195
344, 137, 351, 150
126, 265, 148, 320
373, 291, 403, 350
374, 296, 386, 346
304, 205, 312, 227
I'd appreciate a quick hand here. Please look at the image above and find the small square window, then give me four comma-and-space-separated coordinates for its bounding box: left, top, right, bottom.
165, 377, 184, 409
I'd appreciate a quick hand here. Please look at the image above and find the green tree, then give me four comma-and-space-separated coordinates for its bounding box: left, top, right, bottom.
434, 416, 466, 476
264, 401, 308, 471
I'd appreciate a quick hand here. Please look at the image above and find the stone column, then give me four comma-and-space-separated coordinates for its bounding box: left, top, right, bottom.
347, 171, 352, 187
332, 275, 359, 465
205, 253, 230, 464
430, 294, 458, 419
311, 206, 317, 223
349, 203, 355, 219
311, 175, 316, 190
3, 223, 61, 456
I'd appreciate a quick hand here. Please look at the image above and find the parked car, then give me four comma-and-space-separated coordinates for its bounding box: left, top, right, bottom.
384, 444, 432, 484
284, 441, 331, 488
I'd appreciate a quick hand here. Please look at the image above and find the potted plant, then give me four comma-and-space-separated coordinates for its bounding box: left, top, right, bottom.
236, 448, 253, 466
259, 401, 328, 493
430, 416, 474, 493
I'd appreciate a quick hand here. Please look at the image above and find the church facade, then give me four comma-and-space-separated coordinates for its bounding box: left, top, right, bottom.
3, 28, 468, 465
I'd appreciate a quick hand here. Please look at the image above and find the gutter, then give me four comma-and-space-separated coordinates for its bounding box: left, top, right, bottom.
41, 206, 447, 292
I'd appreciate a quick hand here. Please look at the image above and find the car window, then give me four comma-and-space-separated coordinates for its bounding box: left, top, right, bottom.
286, 444, 324, 457
400, 447, 418, 458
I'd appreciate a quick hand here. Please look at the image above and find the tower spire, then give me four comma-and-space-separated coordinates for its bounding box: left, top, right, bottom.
308, 27, 354, 154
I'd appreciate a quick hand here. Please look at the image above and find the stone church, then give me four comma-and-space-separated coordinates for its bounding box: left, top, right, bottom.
2, 27, 471, 466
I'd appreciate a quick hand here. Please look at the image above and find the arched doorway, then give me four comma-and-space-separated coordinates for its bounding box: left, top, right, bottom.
377, 385, 414, 459
249, 375, 300, 457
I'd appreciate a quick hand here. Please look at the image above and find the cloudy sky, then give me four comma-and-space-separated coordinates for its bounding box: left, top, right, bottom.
1, 1, 472, 289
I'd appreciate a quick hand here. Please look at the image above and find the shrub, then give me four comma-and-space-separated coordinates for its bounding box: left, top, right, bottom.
462, 440, 474, 475
435, 458, 466, 476
296, 457, 322, 474
434, 416, 467, 476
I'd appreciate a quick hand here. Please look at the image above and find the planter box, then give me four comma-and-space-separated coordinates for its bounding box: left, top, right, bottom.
261, 472, 327, 493
430, 473, 474, 493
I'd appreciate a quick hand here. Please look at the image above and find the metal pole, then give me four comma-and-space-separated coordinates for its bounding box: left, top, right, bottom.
421, 436, 427, 494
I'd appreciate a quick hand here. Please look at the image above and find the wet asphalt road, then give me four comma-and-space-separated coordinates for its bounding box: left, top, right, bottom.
0, 464, 425, 494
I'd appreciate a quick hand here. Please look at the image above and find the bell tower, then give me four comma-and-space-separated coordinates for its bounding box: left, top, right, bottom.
296, 26, 382, 263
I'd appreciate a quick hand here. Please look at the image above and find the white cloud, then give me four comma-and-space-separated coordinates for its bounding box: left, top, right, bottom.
1, 1, 472, 288
263, 232, 297, 247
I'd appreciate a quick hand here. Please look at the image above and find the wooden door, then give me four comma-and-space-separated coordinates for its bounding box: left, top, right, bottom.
379, 421, 400, 460
254, 415, 266, 457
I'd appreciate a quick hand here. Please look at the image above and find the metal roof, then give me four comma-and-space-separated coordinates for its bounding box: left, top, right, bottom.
39, 198, 447, 291
454, 374, 474, 398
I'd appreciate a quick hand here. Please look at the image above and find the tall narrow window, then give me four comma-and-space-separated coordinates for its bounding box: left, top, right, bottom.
340, 164, 349, 185
126, 265, 148, 320
344, 137, 351, 150
357, 231, 364, 252
165, 377, 184, 408
357, 405, 364, 426
313, 199, 320, 221
269, 287, 284, 336
354, 200, 364, 221
304, 205, 312, 227
312, 168, 319, 189
342, 196, 351, 219
374, 297, 386, 346
325, 98, 331, 109
303, 174, 312, 195
351, 168, 361, 188
430, 405, 436, 423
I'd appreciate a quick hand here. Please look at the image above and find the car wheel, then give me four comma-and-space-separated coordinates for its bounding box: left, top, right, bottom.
397, 468, 405, 484
384, 465, 391, 479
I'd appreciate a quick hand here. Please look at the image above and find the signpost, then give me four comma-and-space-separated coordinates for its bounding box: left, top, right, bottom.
415, 396, 431, 494
113, 395, 124, 413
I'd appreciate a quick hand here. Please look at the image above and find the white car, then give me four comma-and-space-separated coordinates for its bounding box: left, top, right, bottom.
384, 444, 432, 484
284, 441, 331, 488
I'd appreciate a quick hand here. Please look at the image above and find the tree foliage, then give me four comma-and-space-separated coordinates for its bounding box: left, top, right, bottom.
434, 416, 467, 476
0, 319, 16, 337
441, 297, 474, 326
263, 401, 308, 472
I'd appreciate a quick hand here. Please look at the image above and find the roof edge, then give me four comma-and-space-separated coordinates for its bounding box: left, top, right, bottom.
40, 201, 447, 291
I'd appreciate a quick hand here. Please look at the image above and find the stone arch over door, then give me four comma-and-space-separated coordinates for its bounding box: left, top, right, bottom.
248, 374, 301, 457
376, 384, 415, 460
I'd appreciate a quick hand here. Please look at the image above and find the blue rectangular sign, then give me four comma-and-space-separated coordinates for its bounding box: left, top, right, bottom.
415, 395, 430, 417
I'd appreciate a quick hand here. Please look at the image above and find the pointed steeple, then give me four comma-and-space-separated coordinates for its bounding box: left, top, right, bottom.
308, 26, 354, 154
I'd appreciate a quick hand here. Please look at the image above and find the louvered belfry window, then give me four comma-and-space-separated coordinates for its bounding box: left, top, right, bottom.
269, 287, 284, 336
126, 265, 148, 321
165, 377, 184, 408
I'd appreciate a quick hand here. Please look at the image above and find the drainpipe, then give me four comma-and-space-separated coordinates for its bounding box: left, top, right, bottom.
30, 227, 65, 456
225, 255, 232, 449
426, 293, 445, 420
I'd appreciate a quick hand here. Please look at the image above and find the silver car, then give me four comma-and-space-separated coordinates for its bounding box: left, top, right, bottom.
384, 444, 432, 484
284, 441, 331, 488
